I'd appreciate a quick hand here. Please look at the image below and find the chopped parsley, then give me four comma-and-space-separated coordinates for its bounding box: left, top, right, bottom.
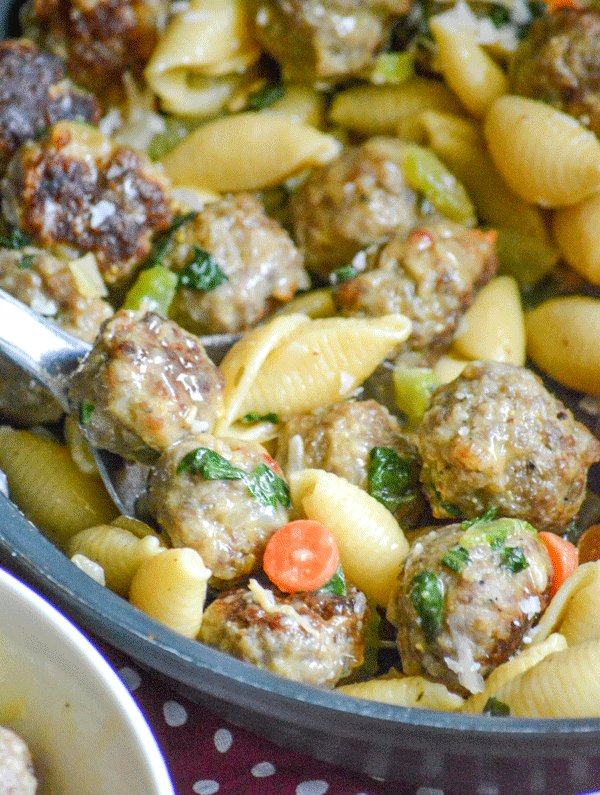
0, 228, 33, 250
441, 545, 470, 573
147, 211, 197, 268
461, 508, 498, 530
177, 247, 228, 292
247, 81, 285, 110
241, 411, 280, 424
176, 447, 290, 509
368, 447, 419, 516
408, 570, 444, 644
483, 697, 510, 717
331, 264, 358, 284
318, 563, 347, 597
79, 401, 95, 424
20, 254, 36, 269
500, 545, 529, 574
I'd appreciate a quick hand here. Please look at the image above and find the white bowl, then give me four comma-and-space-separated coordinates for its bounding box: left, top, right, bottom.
0, 565, 175, 795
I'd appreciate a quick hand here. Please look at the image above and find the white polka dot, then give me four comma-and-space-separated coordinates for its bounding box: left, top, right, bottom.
296, 780, 329, 795
118, 666, 142, 691
213, 728, 233, 753
192, 780, 219, 795
163, 700, 188, 727
251, 761, 276, 777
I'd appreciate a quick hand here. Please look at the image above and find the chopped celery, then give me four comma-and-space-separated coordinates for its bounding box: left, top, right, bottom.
402, 144, 477, 226
393, 366, 441, 429
121, 265, 178, 316
371, 51, 415, 84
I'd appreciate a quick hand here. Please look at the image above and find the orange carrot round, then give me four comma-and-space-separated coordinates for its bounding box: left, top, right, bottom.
538, 531, 579, 600
577, 524, 600, 564
263, 519, 340, 593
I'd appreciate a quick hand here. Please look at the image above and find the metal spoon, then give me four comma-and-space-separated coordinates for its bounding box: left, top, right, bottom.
0, 288, 238, 517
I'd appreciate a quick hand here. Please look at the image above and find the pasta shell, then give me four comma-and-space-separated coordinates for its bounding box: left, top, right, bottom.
0, 426, 117, 546
553, 193, 600, 286
218, 314, 411, 426
462, 633, 568, 714
129, 547, 211, 638
289, 468, 409, 607
337, 675, 464, 711
525, 296, 600, 395
429, 16, 508, 119
452, 275, 525, 365
484, 95, 600, 207
492, 640, 600, 718
161, 113, 342, 192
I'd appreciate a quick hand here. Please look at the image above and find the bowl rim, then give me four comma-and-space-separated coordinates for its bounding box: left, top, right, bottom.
0, 549, 176, 795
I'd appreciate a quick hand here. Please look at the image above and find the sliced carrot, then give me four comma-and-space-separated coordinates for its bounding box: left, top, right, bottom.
538, 531, 579, 600
544, 0, 581, 12
577, 524, 600, 564
263, 519, 340, 593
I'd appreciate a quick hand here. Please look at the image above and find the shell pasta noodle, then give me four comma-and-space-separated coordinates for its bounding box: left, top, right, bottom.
160, 112, 343, 192
289, 468, 409, 607
337, 674, 464, 711
0, 426, 117, 545
552, 193, 600, 286
484, 95, 600, 207
129, 547, 211, 638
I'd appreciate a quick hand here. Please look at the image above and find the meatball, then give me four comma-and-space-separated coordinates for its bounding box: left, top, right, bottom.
0, 245, 113, 425
291, 137, 429, 279
252, 0, 410, 84
1, 120, 175, 284
68, 310, 225, 462
387, 518, 553, 694
0, 725, 37, 795
0, 39, 101, 174
275, 398, 424, 526
168, 193, 310, 334
199, 578, 368, 687
335, 222, 499, 366
416, 360, 600, 531
510, 8, 600, 136
21, 0, 169, 102
147, 434, 291, 586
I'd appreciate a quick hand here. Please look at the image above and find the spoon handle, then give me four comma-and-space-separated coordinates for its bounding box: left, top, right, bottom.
0, 289, 91, 411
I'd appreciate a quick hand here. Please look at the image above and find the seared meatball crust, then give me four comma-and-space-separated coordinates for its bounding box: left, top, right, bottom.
252, 0, 411, 85
0, 39, 101, 174
510, 8, 600, 136
21, 0, 168, 102
168, 193, 310, 334
387, 520, 553, 695
68, 311, 225, 462
291, 137, 429, 279
199, 580, 369, 687
148, 434, 291, 586
335, 222, 498, 365
1, 120, 174, 284
416, 361, 600, 531
275, 398, 424, 526
0, 725, 37, 795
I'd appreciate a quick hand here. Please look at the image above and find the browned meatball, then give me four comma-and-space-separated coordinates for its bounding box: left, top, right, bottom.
275, 398, 424, 526
21, 0, 168, 102
0, 39, 101, 174
68, 310, 225, 462
387, 518, 553, 695
199, 579, 368, 687
1, 120, 175, 284
147, 434, 291, 586
291, 137, 429, 279
252, 0, 410, 84
168, 193, 310, 334
510, 8, 600, 136
416, 360, 600, 531
335, 222, 499, 366
0, 725, 37, 795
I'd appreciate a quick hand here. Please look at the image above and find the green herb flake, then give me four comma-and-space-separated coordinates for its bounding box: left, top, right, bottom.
247, 82, 285, 110
488, 3, 511, 28
500, 545, 529, 574
176, 447, 290, 509
79, 401, 95, 424
331, 264, 358, 284
441, 545, 470, 573
177, 247, 229, 292
318, 563, 347, 597
483, 697, 510, 717
368, 446, 419, 515
148, 211, 197, 268
241, 411, 280, 424
0, 228, 34, 250
408, 570, 444, 644
461, 508, 498, 530
19, 254, 36, 269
